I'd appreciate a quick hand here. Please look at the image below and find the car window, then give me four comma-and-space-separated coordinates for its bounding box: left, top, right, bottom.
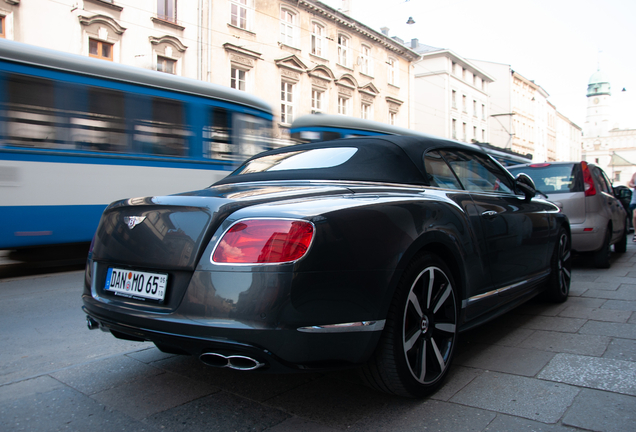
597, 168, 614, 195
234, 147, 358, 174
423, 151, 462, 190
507, 164, 582, 194
440, 150, 514, 194
592, 167, 611, 194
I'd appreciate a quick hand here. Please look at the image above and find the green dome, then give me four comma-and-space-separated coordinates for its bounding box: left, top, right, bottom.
587, 69, 611, 97
588, 70, 610, 85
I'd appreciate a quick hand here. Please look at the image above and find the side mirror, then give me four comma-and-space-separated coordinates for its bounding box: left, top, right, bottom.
515, 173, 537, 200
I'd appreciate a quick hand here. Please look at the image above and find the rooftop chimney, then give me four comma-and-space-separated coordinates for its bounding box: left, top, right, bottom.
380, 27, 390, 36
411, 38, 419, 49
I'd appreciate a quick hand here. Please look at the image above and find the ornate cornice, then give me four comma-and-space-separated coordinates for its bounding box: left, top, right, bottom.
297, 0, 419, 61
78, 14, 126, 34
223, 43, 262, 61
149, 35, 187, 52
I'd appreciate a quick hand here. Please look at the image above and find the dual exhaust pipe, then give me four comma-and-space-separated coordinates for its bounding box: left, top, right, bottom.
200, 352, 265, 371
86, 315, 265, 371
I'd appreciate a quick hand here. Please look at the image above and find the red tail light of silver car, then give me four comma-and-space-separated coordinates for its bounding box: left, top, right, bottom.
581, 161, 597, 197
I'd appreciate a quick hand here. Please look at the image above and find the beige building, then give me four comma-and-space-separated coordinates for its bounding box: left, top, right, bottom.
472, 59, 581, 162
3, 0, 418, 144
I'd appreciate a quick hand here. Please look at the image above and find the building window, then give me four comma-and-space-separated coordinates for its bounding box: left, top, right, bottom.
452, 90, 457, 109
462, 68, 466, 80
615, 171, 621, 182
462, 122, 467, 141
482, 129, 486, 142
312, 89, 324, 113
387, 58, 398, 86
157, 56, 176, 74
338, 34, 350, 67
452, 62, 456, 75
462, 95, 467, 113
311, 22, 324, 57
230, 0, 251, 30
280, 9, 297, 47
452, 119, 457, 139
361, 103, 372, 120
389, 111, 397, 125
231, 67, 247, 91
473, 126, 477, 141
473, 100, 477, 117
0, 16, 5, 39
482, 104, 486, 120
338, 96, 350, 115
157, 0, 177, 22
281, 81, 294, 124
360, 45, 372, 76
89, 38, 113, 61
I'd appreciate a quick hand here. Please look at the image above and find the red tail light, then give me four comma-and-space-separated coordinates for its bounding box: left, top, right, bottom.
212, 219, 315, 264
581, 161, 596, 197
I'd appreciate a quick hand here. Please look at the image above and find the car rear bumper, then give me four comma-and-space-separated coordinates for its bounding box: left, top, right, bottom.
570, 224, 605, 252
82, 298, 382, 372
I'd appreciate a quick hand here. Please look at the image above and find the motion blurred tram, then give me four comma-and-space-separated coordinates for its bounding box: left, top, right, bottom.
290, 114, 532, 167
0, 39, 274, 250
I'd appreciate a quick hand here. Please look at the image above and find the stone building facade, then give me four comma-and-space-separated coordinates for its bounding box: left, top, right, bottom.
3, 0, 418, 144
472, 59, 581, 162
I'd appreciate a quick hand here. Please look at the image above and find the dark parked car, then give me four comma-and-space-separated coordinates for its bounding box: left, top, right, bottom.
508, 162, 627, 268
83, 135, 571, 398
613, 185, 633, 231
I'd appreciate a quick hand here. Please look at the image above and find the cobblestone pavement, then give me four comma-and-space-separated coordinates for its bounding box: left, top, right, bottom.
1, 243, 635, 432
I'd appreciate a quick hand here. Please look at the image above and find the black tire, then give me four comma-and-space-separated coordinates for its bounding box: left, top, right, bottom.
614, 219, 628, 253
593, 226, 611, 269
359, 253, 458, 398
545, 227, 572, 303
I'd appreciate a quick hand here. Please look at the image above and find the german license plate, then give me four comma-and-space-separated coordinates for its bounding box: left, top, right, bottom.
104, 268, 167, 302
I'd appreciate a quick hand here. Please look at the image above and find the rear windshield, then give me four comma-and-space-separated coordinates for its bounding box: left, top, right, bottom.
508, 164, 583, 194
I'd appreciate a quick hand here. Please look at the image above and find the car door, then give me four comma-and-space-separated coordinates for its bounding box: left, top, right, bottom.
593, 166, 626, 241
439, 150, 553, 293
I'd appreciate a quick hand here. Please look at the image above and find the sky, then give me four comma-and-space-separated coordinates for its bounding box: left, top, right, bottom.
321, 0, 636, 130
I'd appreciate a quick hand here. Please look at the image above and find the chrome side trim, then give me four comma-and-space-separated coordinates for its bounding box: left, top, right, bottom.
297, 320, 386, 333
462, 271, 550, 308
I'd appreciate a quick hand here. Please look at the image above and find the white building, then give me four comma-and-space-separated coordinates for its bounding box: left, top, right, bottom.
582, 69, 636, 185
472, 59, 581, 162
408, 41, 493, 143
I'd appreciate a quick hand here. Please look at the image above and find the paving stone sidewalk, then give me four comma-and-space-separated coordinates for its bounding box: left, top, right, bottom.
1, 244, 635, 431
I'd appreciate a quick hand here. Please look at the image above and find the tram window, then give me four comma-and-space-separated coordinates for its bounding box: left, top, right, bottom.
4, 74, 57, 148
134, 96, 188, 157
203, 107, 232, 160
233, 114, 270, 159
69, 86, 127, 153
322, 131, 341, 141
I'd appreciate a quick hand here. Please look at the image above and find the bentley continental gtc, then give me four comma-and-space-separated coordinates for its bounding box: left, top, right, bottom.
82, 135, 571, 398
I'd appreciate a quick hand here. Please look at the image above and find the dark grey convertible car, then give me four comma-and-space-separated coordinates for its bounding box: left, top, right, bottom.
82, 135, 571, 398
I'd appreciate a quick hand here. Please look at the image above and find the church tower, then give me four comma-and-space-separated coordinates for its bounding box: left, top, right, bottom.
584, 70, 612, 138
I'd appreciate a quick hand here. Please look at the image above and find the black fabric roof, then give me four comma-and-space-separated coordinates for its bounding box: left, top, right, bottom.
214, 135, 478, 186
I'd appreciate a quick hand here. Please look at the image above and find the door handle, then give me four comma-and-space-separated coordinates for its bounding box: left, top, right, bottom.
481, 210, 499, 218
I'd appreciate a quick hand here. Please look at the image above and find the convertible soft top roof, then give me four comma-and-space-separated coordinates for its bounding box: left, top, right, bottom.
215, 135, 481, 186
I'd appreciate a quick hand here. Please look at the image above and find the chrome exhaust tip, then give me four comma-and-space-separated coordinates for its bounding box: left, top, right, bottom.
199, 352, 265, 371
86, 315, 99, 330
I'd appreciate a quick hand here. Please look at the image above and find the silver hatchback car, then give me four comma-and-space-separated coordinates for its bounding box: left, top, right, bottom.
508, 161, 627, 268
